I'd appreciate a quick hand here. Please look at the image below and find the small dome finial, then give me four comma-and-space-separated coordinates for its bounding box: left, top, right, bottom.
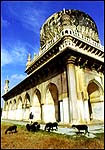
26, 53, 31, 68
63, 8, 65, 14
28, 53, 31, 61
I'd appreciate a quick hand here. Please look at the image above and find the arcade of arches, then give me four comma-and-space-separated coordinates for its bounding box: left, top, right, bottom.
3, 71, 104, 124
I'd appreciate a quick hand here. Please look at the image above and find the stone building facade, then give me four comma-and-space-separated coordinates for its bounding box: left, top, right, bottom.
2, 9, 104, 124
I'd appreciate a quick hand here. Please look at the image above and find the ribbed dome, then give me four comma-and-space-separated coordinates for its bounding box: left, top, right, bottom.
40, 9, 100, 48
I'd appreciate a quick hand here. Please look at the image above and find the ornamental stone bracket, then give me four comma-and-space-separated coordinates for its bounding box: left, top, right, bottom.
66, 55, 76, 65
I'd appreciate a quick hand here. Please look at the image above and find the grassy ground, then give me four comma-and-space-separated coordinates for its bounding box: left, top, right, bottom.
1, 122, 104, 149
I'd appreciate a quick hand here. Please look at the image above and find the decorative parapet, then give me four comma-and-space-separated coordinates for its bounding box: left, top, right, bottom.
25, 27, 104, 74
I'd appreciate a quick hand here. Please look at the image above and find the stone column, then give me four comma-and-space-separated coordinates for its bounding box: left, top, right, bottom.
75, 66, 82, 100
66, 56, 78, 123
76, 66, 89, 123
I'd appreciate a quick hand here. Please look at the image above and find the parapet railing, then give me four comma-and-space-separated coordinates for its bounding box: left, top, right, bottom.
28, 27, 104, 68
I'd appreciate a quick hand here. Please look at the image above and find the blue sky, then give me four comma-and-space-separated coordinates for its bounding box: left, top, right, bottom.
1, 1, 104, 107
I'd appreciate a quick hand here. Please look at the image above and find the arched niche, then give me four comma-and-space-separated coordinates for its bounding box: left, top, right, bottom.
9, 101, 12, 110
46, 82, 58, 104
24, 93, 30, 108
32, 89, 41, 106
87, 79, 104, 121
87, 79, 103, 96
32, 88, 42, 121
45, 82, 59, 122
17, 96, 22, 109
13, 99, 16, 109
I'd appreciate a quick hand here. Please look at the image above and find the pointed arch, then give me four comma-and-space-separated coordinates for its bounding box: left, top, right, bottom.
87, 79, 103, 95
24, 92, 30, 108
46, 82, 58, 104
13, 99, 16, 109
22, 93, 30, 121
87, 79, 104, 121
32, 88, 41, 106
17, 96, 22, 109
44, 82, 59, 122
31, 88, 42, 121
9, 101, 12, 110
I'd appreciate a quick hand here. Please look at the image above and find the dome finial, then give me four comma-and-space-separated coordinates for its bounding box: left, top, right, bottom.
26, 53, 31, 68
63, 8, 65, 14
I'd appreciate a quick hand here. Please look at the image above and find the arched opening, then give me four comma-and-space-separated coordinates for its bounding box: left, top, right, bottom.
13, 99, 16, 110
32, 89, 41, 121
23, 93, 30, 120
24, 93, 30, 108
17, 96, 22, 109
16, 96, 23, 120
9, 101, 12, 110
87, 80, 103, 121
45, 82, 59, 122
65, 30, 68, 34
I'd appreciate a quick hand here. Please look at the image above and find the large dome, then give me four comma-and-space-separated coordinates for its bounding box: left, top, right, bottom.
40, 9, 100, 48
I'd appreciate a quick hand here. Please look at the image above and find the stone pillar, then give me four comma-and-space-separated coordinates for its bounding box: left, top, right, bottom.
75, 66, 89, 123
75, 66, 82, 100
66, 56, 78, 123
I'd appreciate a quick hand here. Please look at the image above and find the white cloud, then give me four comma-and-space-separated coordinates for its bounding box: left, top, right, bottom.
8, 4, 47, 32
7, 73, 26, 90
10, 74, 26, 81
1, 41, 28, 67
1, 17, 10, 27
1, 48, 13, 66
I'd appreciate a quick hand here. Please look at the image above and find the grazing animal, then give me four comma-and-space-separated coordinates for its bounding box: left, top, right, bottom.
26, 124, 32, 131
32, 122, 40, 130
26, 122, 40, 132
45, 122, 53, 132
45, 122, 58, 132
36, 124, 40, 130
5, 125, 17, 134
72, 125, 89, 135
52, 122, 58, 131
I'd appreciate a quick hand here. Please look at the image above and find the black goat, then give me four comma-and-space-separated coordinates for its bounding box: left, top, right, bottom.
26, 122, 40, 132
72, 124, 89, 135
45, 122, 58, 132
44, 122, 53, 132
52, 122, 58, 131
32, 122, 40, 130
5, 125, 17, 134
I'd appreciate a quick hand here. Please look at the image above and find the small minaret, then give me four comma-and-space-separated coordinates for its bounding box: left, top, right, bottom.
4, 79, 9, 94
63, 8, 65, 14
26, 53, 31, 69
34, 52, 37, 58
